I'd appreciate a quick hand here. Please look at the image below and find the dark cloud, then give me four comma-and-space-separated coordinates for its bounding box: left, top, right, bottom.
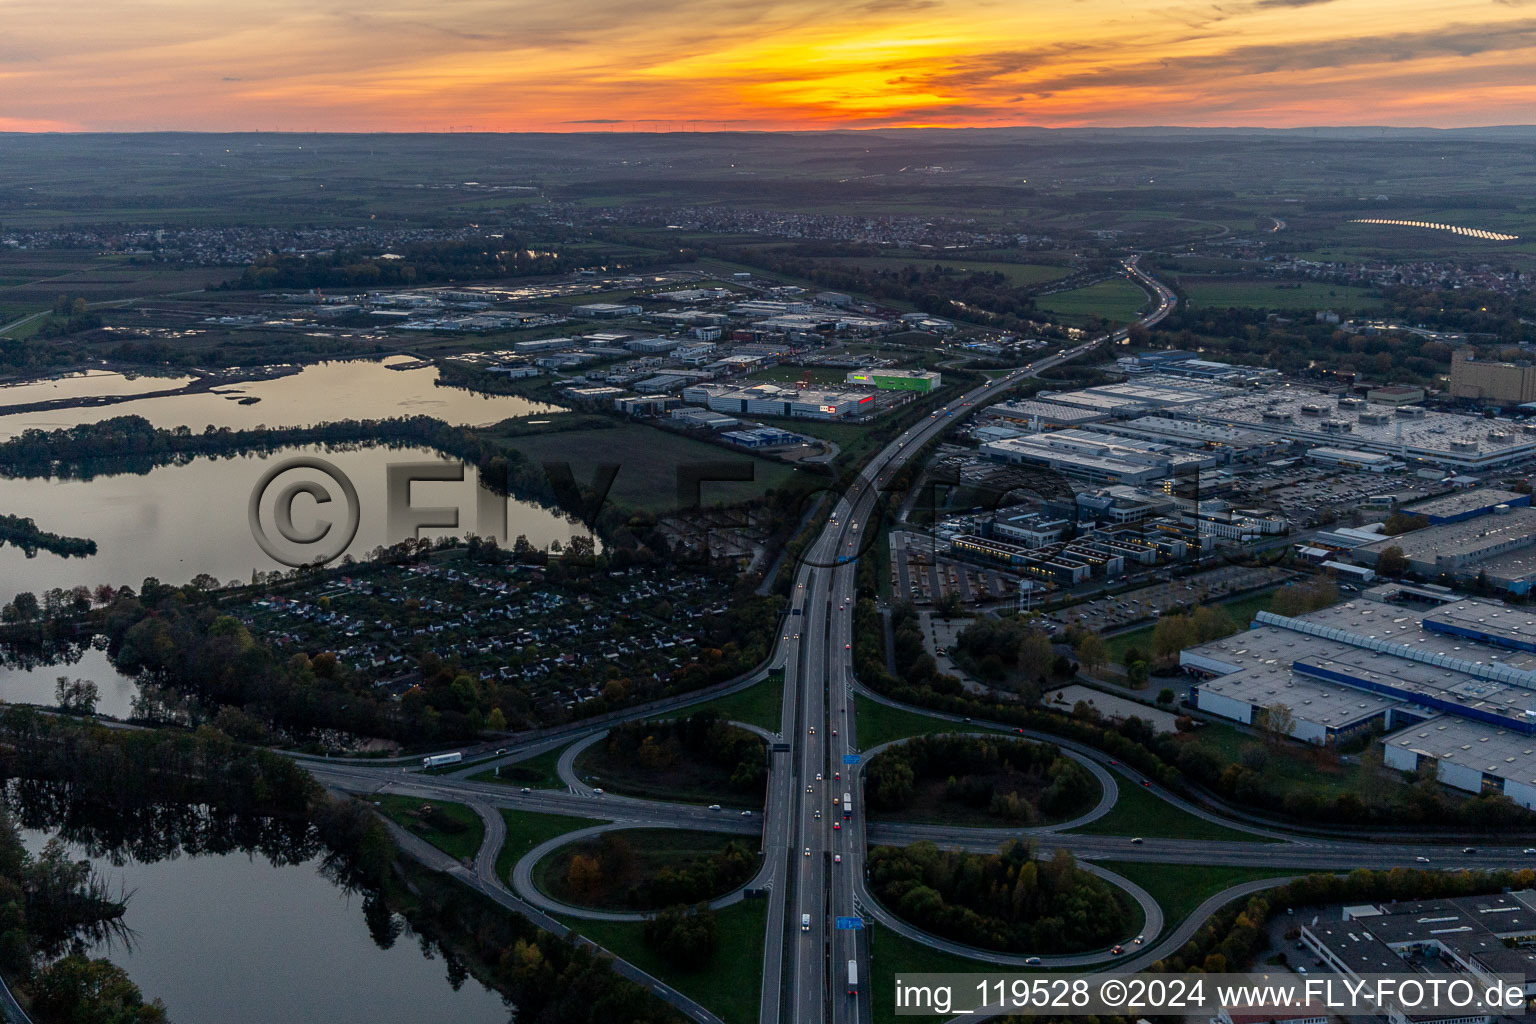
911, 18, 1536, 98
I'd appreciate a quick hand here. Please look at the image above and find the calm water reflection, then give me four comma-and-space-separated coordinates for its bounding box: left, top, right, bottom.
0, 643, 139, 718
20, 829, 513, 1024
0, 443, 587, 604
0, 358, 559, 439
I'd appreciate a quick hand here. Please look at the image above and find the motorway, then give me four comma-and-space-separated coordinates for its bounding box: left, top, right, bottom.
298, 259, 1536, 1024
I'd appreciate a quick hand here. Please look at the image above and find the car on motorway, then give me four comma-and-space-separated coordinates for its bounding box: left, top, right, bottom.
1111, 945, 1124, 955
833, 821, 841, 830
1024, 957, 1041, 966
816, 772, 823, 780
520, 787, 531, 793
807, 785, 814, 792
834, 854, 842, 864
1141, 780, 1151, 787
741, 811, 752, 816
845, 642, 850, 649
809, 727, 816, 734
802, 914, 811, 932
831, 729, 837, 736
815, 810, 822, 819
592, 788, 604, 794
804, 847, 811, 857
709, 804, 722, 811
1525, 848, 1536, 855
1130, 837, 1144, 844
1463, 847, 1478, 854
833, 772, 840, 780
1134, 935, 1143, 945
1415, 856, 1431, 863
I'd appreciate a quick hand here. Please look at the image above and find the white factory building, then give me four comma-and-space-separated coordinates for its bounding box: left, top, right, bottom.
981, 429, 1215, 486
1180, 590, 1536, 807
681, 383, 874, 420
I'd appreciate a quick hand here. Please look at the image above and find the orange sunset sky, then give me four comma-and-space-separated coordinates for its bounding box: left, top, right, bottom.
4, 0, 1536, 131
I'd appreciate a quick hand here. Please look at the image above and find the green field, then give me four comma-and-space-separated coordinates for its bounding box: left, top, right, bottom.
870, 924, 1014, 1024
1096, 861, 1300, 928
818, 256, 1076, 288
559, 899, 767, 1024
1177, 276, 1386, 311
469, 744, 567, 789
1067, 776, 1268, 842
495, 808, 607, 884
854, 693, 966, 748
373, 794, 485, 862
1034, 278, 1148, 323
507, 422, 807, 513
665, 679, 784, 731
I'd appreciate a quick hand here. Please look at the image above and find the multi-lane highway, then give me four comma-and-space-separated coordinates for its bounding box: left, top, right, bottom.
298, 261, 1536, 1024
765, 256, 1177, 1024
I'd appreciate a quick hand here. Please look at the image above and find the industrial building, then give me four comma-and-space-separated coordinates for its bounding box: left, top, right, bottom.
681, 383, 875, 420
721, 427, 804, 449
981, 429, 1215, 486
573, 302, 642, 318
670, 407, 739, 430
984, 399, 1109, 428
1301, 891, 1536, 1001
1354, 506, 1536, 594
1169, 384, 1536, 470
1401, 488, 1532, 524
844, 368, 942, 393
1180, 594, 1536, 805
1451, 348, 1536, 405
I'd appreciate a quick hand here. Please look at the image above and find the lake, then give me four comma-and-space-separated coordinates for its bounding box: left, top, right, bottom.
0, 357, 558, 440
20, 828, 513, 1024
0, 442, 588, 605
0, 643, 139, 718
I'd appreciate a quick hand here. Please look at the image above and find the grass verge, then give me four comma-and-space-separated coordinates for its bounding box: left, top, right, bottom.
373, 794, 485, 861
495, 808, 607, 884
558, 899, 767, 1024
469, 745, 567, 789
854, 692, 965, 749
663, 679, 784, 731
1095, 861, 1300, 928
1067, 777, 1270, 842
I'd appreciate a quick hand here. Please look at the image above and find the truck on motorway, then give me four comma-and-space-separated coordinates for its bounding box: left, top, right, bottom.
422, 752, 463, 769
847, 960, 858, 996
843, 792, 852, 818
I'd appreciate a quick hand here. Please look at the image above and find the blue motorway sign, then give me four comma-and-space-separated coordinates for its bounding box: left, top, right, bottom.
842, 754, 860, 765
836, 917, 864, 930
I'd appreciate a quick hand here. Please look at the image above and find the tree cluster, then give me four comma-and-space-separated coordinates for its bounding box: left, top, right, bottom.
642, 903, 718, 970
867, 840, 1129, 953
864, 734, 1096, 823
600, 711, 766, 794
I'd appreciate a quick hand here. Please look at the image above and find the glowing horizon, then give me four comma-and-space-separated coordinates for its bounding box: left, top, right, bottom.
4, 0, 1536, 132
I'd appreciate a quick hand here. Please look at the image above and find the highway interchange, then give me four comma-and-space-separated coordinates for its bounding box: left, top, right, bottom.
303, 260, 1536, 1024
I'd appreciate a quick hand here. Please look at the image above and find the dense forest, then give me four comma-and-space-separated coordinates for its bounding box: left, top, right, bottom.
556, 831, 757, 910
864, 734, 1098, 824
598, 712, 767, 795
867, 840, 1129, 953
